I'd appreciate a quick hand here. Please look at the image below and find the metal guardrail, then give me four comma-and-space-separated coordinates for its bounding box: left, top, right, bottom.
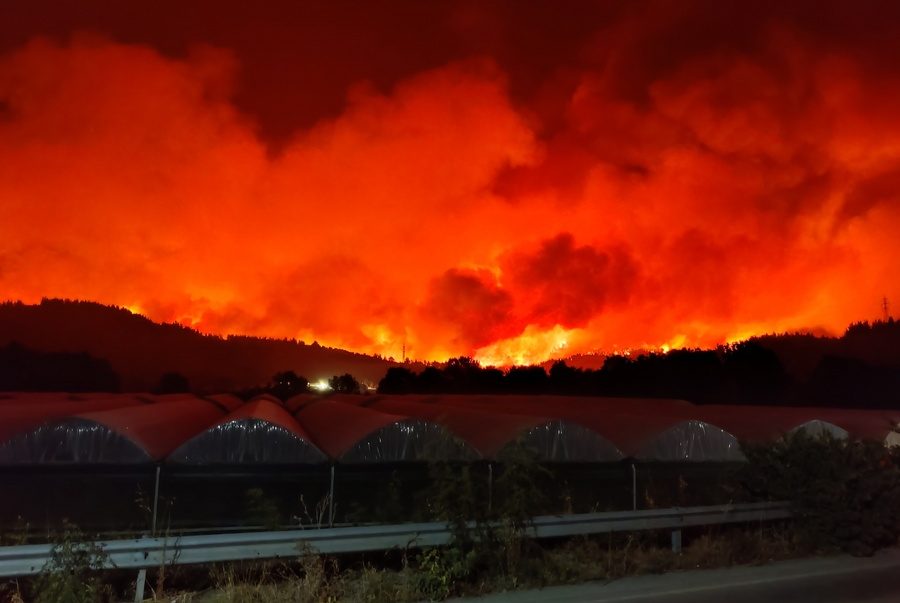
0, 501, 790, 578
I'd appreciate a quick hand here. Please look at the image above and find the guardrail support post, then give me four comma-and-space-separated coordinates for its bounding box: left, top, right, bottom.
671, 529, 682, 553
134, 568, 147, 602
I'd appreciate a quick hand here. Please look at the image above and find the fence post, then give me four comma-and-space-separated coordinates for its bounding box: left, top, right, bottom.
151, 465, 161, 536
138, 464, 162, 603
328, 464, 336, 527
631, 462, 637, 511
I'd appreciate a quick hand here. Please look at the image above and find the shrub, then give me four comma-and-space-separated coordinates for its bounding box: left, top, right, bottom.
741, 432, 900, 556
32, 521, 112, 603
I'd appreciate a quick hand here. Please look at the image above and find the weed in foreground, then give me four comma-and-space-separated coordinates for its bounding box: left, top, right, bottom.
32, 520, 112, 603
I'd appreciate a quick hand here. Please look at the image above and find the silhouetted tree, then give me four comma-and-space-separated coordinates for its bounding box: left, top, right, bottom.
417, 366, 447, 393
329, 373, 361, 394
378, 367, 417, 393
548, 360, 581, 393
443, 357, 481, 393
505, 365, 549, 393
270, 370, 309, 400
722, 341, 789, 404
473, 366, 506, 393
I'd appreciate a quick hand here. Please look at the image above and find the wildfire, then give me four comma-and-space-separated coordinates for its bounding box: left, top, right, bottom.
2, 17, 899, 364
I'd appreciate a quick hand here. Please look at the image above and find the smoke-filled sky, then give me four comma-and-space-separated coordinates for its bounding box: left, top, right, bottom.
2, 0, 900, 364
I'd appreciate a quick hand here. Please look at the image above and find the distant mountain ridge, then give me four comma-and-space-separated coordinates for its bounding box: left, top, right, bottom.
0, 299, 404, 392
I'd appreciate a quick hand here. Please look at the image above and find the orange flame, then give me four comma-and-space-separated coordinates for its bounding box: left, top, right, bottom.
1, 31, 899, 365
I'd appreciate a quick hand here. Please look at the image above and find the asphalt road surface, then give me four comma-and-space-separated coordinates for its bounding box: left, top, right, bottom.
453, 549, 900, 603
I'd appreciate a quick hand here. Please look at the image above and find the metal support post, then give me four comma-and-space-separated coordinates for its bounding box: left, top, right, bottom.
671, 528, 682, 553
151, 465, 161, 536
134, 568, 147, 602
328, 464, 336, 527
631, 463, 637, 511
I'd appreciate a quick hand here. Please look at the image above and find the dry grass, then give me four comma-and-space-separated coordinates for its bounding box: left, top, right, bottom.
167, 525, 804, 603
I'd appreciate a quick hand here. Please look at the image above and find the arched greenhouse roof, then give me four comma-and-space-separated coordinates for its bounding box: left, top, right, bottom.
367, 398, 623, 462
284, 393, 319, 412
0, 396, 145, 444
201, 393, 245, 411
0, 397, 227, 464
168, 400, 327, 464
294, 399, 477, 462
247, 393, 283, 405
696, 405, 894, 444
633, 419, 745, 462
406, 395, 673, 459
788, 419, 849, 439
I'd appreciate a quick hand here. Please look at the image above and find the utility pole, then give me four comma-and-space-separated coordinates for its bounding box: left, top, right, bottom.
884, 296, 892, 322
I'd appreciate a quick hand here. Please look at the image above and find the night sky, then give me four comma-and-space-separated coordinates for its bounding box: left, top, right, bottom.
2, 0, 900, 363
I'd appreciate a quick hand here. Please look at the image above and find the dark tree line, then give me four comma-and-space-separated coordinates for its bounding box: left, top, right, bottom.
377, 343, 788, 404
379, 335, 900, 409
235, 370, 363, 400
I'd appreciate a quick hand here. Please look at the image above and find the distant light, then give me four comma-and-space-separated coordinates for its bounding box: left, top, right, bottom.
310, 379, 331, 392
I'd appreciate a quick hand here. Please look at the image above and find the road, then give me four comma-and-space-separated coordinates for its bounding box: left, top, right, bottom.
453, 549, 900, 603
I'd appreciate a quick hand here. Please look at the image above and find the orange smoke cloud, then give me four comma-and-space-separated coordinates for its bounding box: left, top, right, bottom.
1, 25, 899, 365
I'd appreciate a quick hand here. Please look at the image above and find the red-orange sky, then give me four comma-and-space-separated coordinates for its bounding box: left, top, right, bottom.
2, 0, 900, 364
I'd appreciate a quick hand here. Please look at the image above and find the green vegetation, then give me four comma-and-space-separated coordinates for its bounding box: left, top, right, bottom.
32, 521, 112, 603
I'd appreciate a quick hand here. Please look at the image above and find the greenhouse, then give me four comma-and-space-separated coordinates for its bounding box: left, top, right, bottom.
1, 392, 899, 466
0, 397, 226, 464
366, 398, 624, 462
632, 419, 745, 462
169, 399, 327, 464
294, 399, 477, 462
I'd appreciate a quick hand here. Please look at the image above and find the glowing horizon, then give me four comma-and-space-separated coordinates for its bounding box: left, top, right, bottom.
2, 4, 899, 365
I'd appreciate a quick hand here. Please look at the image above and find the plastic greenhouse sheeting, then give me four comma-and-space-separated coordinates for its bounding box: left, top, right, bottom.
0, 418, 152, 464
169, 400, 327, 464
788, 419, 849, 439
635, 420, 745, 462
248, 393, 283, 405
367, 398, 545, 459
201, 393, 245, 412
403, 395, 673, 459
0, 392, 141, 406
0, 398, 227, 464
339, 418, 479, 463
366, 398, 623, 461
0, 396, 145, 444
435, 394, 695, 417
886, 431, 900, 448
515, 419, 625, 462
696, 405, 888, 444
407, 395, 745, 461
813, 408, 898, 441
293, 399, 477, 462
284, 394, 319, 412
